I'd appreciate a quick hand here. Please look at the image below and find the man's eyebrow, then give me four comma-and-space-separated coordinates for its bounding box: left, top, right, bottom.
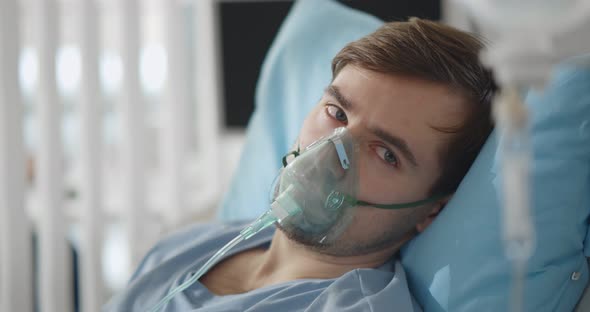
370, 127, 419, 168
326, 85, 418, 167
326, 85, 353, 111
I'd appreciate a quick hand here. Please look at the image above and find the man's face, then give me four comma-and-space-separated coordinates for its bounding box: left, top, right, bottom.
278, 65, 468, 256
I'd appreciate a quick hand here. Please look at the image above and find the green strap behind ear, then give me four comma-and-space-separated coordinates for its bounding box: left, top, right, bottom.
345, 193, 448, 210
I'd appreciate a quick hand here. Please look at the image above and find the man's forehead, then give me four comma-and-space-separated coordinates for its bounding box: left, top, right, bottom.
331, 66, 468, 128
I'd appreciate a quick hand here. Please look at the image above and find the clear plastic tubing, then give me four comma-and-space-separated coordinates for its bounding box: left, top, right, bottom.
148, 211, 279, 312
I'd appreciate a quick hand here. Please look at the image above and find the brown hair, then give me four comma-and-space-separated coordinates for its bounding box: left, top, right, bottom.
332, 18, 496, 196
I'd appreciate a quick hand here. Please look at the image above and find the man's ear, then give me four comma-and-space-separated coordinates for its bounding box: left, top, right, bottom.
415, 196, 451, 233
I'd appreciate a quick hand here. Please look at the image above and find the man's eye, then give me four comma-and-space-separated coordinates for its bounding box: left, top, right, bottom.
374, 146, 398, 167
325, 105, 348, 123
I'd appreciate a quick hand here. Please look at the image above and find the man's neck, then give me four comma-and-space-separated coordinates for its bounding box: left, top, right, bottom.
200, 228, 404, 295
245, 230, 400, 290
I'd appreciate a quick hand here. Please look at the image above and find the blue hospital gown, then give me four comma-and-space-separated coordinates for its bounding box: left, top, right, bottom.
103, 222, 422, 312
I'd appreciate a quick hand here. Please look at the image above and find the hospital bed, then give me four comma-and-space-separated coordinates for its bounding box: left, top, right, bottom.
1, 0, 590, 311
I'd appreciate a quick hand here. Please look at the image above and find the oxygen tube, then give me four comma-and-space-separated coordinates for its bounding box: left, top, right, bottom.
148, 130, 351, 312
148, 177, 310, 312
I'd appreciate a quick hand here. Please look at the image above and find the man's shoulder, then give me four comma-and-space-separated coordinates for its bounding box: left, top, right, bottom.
152, 221, 250, 258
130, 221, 251, 281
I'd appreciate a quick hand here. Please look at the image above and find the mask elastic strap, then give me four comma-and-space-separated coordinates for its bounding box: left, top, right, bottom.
348, 193, 449, 210
281, 147, 301, 167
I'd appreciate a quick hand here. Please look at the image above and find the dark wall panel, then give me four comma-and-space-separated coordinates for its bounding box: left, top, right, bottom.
220, 0, 440, 128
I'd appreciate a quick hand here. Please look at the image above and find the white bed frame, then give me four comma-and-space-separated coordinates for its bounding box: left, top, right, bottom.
0, 0, 232, 311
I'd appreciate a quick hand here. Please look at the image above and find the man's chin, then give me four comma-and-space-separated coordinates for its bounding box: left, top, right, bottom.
275, 223, 331, 251
274, 222, 366, 257
274, 221, 407, 258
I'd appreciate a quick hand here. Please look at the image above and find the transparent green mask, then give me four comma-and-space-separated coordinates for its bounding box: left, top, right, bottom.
270, 127, 446, 245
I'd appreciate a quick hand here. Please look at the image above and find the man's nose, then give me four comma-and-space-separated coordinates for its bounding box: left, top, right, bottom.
343, 124, 364, 139
340, 125, 374, 197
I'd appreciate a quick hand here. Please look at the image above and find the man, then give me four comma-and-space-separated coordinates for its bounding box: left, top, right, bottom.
104, 18, 495, 311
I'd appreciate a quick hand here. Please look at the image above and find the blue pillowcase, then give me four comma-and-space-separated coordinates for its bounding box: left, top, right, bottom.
401, 58, 590, 311
217, 0, 382, 221
217, 0, 590, 310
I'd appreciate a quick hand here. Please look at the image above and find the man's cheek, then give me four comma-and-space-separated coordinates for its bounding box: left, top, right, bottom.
344, 208, 387, 237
